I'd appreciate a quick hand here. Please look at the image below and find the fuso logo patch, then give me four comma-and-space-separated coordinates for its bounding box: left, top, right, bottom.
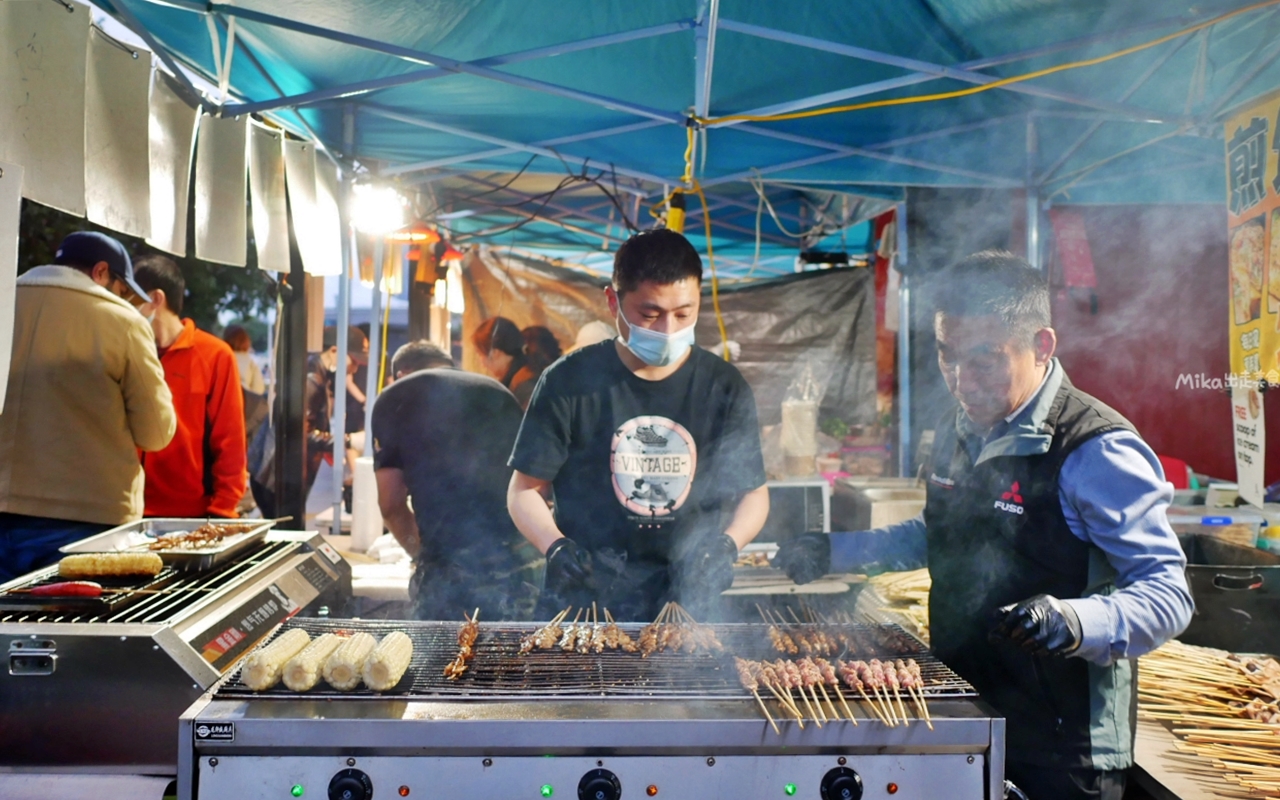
994, 481, 1025, 515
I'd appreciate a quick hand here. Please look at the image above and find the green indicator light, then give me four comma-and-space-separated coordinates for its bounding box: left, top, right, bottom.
784, 783, 798, 796
541, 785, 555, 798
291, 785, 305, 798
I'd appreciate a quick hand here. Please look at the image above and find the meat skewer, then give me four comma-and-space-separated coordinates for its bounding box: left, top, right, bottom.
839, 660, 890, 725
806, 657, 843, 722
877, 658, 910, 725
865, 660, 898, 726
760, 661, 805, 727
521, 607, 570, 654
559, 609, 584, 651
797, 658, 829, 725
601, 609, 639, 652
778, 660, 821, 727
906, 658, 932, 727
816, 658, 857, 725
735, 658, 780, 734
444, 609, 480, 680
896, 659, 933, 730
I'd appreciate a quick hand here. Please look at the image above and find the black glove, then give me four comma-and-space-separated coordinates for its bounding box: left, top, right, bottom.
544, 538, 595, 594
774, 533, 831, 585
689, 533, 739, 595
988, 594, 1082, 656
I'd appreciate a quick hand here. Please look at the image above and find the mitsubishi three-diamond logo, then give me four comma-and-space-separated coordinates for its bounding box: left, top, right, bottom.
994, 481, 1025, 515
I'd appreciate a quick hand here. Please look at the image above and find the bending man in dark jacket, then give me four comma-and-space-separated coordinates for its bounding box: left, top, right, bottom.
776, 251, 1192, 800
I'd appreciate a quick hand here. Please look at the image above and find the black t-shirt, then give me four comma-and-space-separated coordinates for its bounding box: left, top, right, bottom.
510, 341, 766, 605
372, 369, 525, 579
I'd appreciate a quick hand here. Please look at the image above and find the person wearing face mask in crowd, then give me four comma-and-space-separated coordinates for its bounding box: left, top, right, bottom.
0, 232, 176, 581
507, 229, 769, 621
132, 255, 246, 520
774, 251, 1192, 800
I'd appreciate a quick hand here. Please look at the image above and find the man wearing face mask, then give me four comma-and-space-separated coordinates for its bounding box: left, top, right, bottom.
507, 229, 769, 620
133, 255, 246, 519
0, 232, 175, 582
774, 251, 1192, 800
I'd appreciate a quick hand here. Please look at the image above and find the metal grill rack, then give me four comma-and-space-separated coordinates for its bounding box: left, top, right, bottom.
0, 541, 297, 625
218, 619, 975, 701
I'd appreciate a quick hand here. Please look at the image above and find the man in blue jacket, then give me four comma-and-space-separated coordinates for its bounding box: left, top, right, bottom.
776, 251, 1192, 800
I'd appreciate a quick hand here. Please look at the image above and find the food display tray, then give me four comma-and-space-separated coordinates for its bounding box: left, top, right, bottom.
59, 518, 274, 571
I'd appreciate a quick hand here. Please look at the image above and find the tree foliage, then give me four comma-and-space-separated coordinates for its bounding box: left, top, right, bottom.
18, 200, 278, 334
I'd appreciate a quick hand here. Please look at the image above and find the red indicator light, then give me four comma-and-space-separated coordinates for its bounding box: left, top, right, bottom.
647, 786, 659, 796
399, 786, 411, 797
887, 783, 899, 794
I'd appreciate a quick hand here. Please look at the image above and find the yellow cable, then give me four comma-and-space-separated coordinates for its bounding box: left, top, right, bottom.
696, 0, 1280, 125
377, 276, 392, 391
693, 183, 730, 360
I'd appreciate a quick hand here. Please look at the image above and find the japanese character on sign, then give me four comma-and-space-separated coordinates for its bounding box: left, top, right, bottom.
1230, 117, 1269, 216
1242, 329, 1262, 351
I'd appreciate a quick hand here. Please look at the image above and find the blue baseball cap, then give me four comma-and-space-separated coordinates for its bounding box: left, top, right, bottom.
53, 231, 149, 300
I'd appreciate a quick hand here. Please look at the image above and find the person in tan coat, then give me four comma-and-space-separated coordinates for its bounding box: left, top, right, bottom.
0, 232, 176, 582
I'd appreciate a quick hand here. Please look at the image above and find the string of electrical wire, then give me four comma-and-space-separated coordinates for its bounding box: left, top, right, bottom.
694, 0, 1280, 125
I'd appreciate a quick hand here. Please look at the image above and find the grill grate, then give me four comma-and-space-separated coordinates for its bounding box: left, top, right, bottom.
217, 619, 975, 701
0, 541, 296, 625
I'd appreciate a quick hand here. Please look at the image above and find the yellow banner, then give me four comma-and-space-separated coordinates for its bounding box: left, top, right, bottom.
1226, 95, 1280, 382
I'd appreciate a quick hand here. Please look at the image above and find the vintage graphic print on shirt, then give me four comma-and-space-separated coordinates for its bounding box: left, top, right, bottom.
610, 415, 698, 516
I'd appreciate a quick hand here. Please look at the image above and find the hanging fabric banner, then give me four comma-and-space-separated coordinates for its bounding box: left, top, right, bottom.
147, 72, 199, 256
0, 2, 88, 216
1224, 93, 1279, 506
0, 162, 24, 411
248, 123, 289, 272
194, 113, 247, 266
84, 26, 151, 239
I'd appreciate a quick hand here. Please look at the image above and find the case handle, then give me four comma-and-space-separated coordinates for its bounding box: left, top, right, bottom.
1212, 572, 1264, 591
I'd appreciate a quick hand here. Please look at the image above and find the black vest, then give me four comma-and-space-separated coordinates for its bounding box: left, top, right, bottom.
925, 373, 1137, 768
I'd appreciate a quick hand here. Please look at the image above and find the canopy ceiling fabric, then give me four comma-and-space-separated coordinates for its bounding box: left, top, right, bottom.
97, 0, 1280, 273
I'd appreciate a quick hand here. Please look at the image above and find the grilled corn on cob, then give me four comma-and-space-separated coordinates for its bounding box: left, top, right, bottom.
362, 632, 413, 691
240, 628, 311, 691
322, 632, 377, 690
282, 633, 345, 692
58, 552, 163, 579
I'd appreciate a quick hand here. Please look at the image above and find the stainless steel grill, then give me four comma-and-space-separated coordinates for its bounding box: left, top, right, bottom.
0, 531, 350, 774
217, 618, 975, 700
182, 619, 1003, 800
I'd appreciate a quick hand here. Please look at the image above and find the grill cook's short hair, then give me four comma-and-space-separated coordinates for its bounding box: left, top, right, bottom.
472, 317, 523, 357
928, 250, 1050, 348
612, 229, 702, 297
392, 340, 453, 376
132, 254, 186, 315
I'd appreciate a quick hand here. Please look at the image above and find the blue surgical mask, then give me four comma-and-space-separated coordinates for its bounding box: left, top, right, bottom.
619, 314, 696, 367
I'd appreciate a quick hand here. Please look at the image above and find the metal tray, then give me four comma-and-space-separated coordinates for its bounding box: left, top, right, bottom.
59, 518, 274, 571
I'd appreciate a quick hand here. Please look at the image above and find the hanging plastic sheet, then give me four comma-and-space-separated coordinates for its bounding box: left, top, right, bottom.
0, 162, 23, 411
85, 26, 151, 239
283, 140, 342, 276
0, 1, 87, 216
248, 122, 289, 272
194, 113, 247, 266
147, 72, 198, 257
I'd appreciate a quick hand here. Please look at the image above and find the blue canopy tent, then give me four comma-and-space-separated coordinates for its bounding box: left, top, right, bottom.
96, 0, 1280, 272
86, 0, 1280, 522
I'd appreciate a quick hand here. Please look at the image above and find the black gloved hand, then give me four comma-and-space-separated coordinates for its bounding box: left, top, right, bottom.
773, 533, 831, 585
988, 593, 1083, 656
544, 537, 595, 594
690, 533, 739, 595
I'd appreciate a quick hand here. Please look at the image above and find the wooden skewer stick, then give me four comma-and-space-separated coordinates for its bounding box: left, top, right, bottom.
909, 686, 934, 730
752, 689, 781, 735
797, 685, 822, 726
809, 686, 828, 724
817, 683, 841, 722
857, 686, 890, 725
833, 684, 858, 725
892, 686, 910, 724
765, 683, 805, 728
874, 685, 896, 726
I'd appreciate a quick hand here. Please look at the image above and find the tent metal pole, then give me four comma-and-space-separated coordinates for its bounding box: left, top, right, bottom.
382, 121, 664, 177
108, 0, 205, 106
1038, 34, 1194, 184
331, 106, 356, 537
1026, 116, 1041, 270
202, 5, 684, 124
694, 0, 720, 121
363, 237, 385, 454
363, 106, 673, 185
896, 202, 912, 478
225, 21, 695, 116
715, 19, 1192, 125
1206, 17, 1280, 119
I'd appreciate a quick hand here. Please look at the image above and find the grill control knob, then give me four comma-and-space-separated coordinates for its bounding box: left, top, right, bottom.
820, 767, 863, 800
329, 768, 373, 800
578, 768, 622, 800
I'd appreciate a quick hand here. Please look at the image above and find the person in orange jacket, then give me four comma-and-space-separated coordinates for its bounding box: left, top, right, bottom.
133, 255, 246, 518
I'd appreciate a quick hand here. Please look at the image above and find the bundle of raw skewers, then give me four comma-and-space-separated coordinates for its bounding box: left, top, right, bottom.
734, 655, 932, 734
865, 568, 931, 642
1139, 640, 1280, 797
519, 603, 639, 655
